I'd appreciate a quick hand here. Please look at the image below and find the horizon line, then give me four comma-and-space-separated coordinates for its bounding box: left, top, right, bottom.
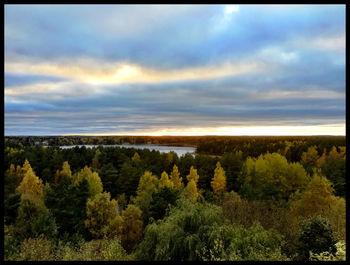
5, 134, 346, 137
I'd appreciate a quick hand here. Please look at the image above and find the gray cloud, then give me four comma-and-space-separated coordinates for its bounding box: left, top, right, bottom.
4, 5, 345, 135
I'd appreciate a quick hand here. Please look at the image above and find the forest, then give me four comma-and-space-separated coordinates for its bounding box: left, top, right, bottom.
3, 135, 346, 261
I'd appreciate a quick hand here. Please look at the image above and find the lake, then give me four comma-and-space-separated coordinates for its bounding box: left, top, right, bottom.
59, 144, 196, 157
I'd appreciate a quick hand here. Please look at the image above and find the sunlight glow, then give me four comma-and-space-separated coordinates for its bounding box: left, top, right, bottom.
63, 124, 346, 136
225, 5, 240, 14
5, 59, 266, 86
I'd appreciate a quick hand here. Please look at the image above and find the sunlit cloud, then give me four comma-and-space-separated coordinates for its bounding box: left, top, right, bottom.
5, 58, 267, 85
4, 4, 345, 136
65, 124, 346, 136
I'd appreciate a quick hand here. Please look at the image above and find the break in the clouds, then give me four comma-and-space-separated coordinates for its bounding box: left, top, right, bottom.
4, 4, 345, 136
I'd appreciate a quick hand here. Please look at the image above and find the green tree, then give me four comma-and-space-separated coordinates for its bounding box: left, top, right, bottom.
45, 175, 90, 238
148, 187, 180, 221
91, 149, 101, 169
14, 195, 57, 241
135, 198, 286, 261
4, 193, 21, 225
121, 204, 143, 253
297, 215, 338, 261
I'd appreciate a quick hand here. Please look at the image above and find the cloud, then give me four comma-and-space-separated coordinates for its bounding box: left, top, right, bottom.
4, 4, 345, 135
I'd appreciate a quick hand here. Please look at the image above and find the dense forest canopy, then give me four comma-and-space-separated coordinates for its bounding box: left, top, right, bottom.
4, 135, 346, 261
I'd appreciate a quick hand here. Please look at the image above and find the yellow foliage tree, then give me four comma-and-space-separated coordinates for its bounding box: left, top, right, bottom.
244, 153, 309, 200
186, 166, 199, 184
158, 171, 173, 190
327, 146, 342, 161
121, 204, 143, 252
74, 166, 103, 198
183, 179, 198, 200
338, 146, 346, 159
85, 192, 123, 239
8, 164, 16, 178
55, 161, 72, 185
5, 164, 22, 192
132, 152, 141, 162
169, 164, 183, 190
316, 148, 327, 167
211, 162, 227, 195
301, 146, 320, 167
289, 172, 336, 220
21, 159, 32, 177
16, 168, 44, 201
327, 197, 346, 241
133, 171, 159, 212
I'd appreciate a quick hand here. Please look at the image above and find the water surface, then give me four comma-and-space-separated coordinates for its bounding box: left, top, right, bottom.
59, 144, 195, 157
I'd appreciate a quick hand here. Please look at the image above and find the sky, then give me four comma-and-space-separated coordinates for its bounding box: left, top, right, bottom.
4, 4, 346, 136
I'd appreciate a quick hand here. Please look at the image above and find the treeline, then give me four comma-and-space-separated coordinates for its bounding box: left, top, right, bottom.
5, 135, 345, 161
196, 135, 345, 160
3, 139, 346, 261
5, 135, 202, 147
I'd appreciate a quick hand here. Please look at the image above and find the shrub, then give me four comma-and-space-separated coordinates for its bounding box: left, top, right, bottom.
297, 215, 338, 260
18, 235, 53, 261
309, 241, 346, 261
60, 238, 128, 261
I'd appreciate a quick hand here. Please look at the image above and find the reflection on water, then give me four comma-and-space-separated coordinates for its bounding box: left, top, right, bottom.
59, 144, 195, 157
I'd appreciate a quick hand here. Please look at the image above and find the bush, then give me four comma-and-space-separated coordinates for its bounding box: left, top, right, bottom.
59, 238, 128, 261
310, 241, 346, 261
297, 215, 338, 260
18, 235, 53, 261
222, 223, 288, 261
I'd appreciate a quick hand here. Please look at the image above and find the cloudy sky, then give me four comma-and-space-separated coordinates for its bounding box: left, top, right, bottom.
5, 5, 345, 136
